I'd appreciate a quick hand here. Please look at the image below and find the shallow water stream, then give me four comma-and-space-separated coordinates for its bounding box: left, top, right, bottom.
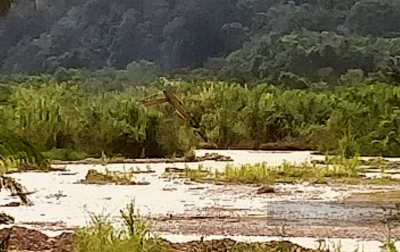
2, 150, 400, 252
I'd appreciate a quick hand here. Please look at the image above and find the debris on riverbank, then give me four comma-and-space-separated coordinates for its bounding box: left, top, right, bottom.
51, 152, 233, 165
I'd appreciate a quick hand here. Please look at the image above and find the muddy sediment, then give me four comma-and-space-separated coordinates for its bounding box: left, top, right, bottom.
153, 219, 398, 241
0, 226, 321, 252
0, 226, 74, 252
147, 197, 400, 240
6, 166, 68, 174
200, 141, 312, 151
166, 238, 318, 251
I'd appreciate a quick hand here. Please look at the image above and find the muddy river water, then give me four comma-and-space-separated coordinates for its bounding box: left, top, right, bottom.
2, 150, 400, 252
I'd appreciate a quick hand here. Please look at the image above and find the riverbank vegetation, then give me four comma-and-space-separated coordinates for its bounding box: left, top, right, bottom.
74, 203, 168, 252
166, 158, 400, 186
2, 75, 400, 161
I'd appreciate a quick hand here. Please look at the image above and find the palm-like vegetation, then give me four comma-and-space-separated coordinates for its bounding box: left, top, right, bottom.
0, 127, 49, 224
1, 75, 400, 158
0, 129, 49, 169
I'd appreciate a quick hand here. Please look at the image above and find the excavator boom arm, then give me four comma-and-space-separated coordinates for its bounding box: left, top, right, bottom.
140, 90, 207, 142
141, 98, 168, 106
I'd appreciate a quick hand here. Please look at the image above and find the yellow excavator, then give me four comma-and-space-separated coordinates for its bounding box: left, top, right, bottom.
140, 89, 209, 143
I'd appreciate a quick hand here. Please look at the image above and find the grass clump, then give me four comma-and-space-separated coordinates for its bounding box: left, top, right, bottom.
74, 203, 168, 252
184, 165, 211, 181
79, 168, 151, 185
100, 152, 126, 166
184, 147, 196, 162
188, 161, 357, 184
179, 158, 400, 185
218, 161, 360, 184
79, 169, 134, 185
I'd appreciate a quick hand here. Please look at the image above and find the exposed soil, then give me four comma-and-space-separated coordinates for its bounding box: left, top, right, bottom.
51, 153, 234, 165
200, 141, 312, 151
6, 167, 68, 174
347, 191, 400, 201
165, 238, 319, 251
153, 219, 398, 241
0, 226, 74, 252
148, 197, 400, 241
0, 226, 322, 252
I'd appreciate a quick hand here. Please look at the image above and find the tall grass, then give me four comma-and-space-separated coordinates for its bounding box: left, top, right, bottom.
74, 203, 169, 252
180, 158, 399, 185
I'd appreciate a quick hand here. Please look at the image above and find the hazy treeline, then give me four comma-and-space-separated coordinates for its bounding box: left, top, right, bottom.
1, 75, 400, 159
1, 0, 400, 86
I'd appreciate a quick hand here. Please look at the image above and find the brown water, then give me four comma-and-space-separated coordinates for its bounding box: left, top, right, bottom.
1, 150, 399, 252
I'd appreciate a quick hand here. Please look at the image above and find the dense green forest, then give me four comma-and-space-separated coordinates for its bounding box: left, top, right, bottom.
2, 0, 400, 163
1, 0, 400, 86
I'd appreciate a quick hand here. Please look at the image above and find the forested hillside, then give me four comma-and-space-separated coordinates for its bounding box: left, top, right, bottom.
1, 0, 400, 86
2, 0, 400, 162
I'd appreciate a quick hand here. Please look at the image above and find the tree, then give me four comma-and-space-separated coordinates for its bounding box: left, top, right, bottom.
0, 128, 49, 224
